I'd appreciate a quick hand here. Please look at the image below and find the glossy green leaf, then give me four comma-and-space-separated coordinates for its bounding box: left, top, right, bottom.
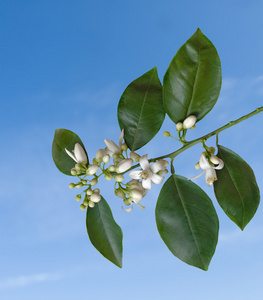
86, 197, 123, 268
163, 28, 222, 124
52, 129, 88, 176
214, 145, 260, 230
156, 174, 219, 270
118, 67, 165, 151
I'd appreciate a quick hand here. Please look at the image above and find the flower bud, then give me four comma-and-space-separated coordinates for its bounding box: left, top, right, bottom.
115, 174, 124, 182
89, 201, 95, 208
75, 163, 82, 171
96, 149, 105, 159
93, 188, 100, 194
75, 194, 82, 201
80, 204, 86, 211
176, 122, 183, 131
90, 178, 98, 186
115, 189, 125, 199
83, 199, 89, 206
105, 173, 113, 181
108, 165, 116, 172
74, 143, 88, 164
121, 143, 128, 151
195, 162, 200, 170
183, 115, 197, 129
86, 189, 93, 196
68, 183, 75, 189
113, 153, 120, 159
76, 183, 83, 188
163, 131, 170, 137
71, 168, 78, 176
93, 158, 99, 165
90, 193, 101, 203
86, 164, 99, 176
130, 151, 140, 162
117, 159, 133, 173
81, 180, 87, 185
102, 154, 110, 164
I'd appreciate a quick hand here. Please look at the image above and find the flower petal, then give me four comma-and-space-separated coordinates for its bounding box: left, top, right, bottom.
65, 148, 78, 163
129, 170, 141, 180
205, 168, 217, 187
122, 204, 133, 213
151, 160, 168, 173
140, 154, 150, 170
119, 129, 124, 148
199, 153, 211, 170
142, 178, 152, 189
104, 139, 119, 155
213, 158, 224, 170
151, 173, 164, 185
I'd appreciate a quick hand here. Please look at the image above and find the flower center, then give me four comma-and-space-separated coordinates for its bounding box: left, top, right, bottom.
140, 171, 149, 180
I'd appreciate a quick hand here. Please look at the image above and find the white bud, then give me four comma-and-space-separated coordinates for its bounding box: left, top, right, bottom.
195, 162, 200, 170
74, 143, 88, 164
102, 154, 110, 163
115, 174, 124, 182
71, 168, 77, 176
68, 183, 75, 189
88, 201, 95, 208
76, 183, 83, 188
80, 204, 86, 211
105, 173, 113, 180
90, 193, 101, 203
121, 143, 128, 151
108, 165, 116, 172
90, 178, 98, 186
117, 159, 133, 173
115, 189, 125, 199
96, 149, 105, 159
130, 151, 140, 162
83, 199, 89, 206
86, 164, 99, 175
183, 115, 197, 129
176, 122, 183, 131
86, 189, 93, 195
93, 188, 100, 194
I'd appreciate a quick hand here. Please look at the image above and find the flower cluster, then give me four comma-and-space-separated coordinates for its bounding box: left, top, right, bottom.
65, 130, 169, 211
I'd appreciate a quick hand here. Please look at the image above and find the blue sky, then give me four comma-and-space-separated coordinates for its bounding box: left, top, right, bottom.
1, 1, 263, 299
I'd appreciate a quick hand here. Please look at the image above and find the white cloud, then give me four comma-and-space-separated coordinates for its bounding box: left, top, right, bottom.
0, 272, 62, 289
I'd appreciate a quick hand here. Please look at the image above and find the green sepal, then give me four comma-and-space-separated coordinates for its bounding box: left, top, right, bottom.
52, 129, 88, 176
118, 67, 165, 151
163, 28, 222, 124
214, 145, 260, 230
156, 174, 219, 271
86, 196, 123, 268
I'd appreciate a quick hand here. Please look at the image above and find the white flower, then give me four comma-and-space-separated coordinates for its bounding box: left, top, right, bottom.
65, 143, 88, 164
183, 115, 197, 129
129, 155, 168, 189
116, 158, 133, 173
189, 153, 224, 187
104, 129, 124, 157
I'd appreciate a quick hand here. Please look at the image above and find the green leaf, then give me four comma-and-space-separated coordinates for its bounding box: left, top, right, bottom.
118, 67, 165, 151
86, 197, 123, 268
163, 28, 222, 124
52, 129, 88, 176
214, 145, 260, 230
155, 174, 219, 271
